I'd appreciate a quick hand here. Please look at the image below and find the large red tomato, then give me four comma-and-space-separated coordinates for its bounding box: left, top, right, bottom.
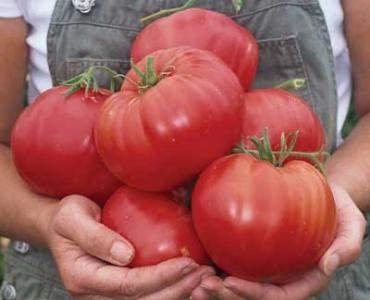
11, 86, 121, 206
95, 47, 243, 191
132, 8, 258, 90
192, 153, 337, 283
102, 186, 209, 267
242, 88, 325, 152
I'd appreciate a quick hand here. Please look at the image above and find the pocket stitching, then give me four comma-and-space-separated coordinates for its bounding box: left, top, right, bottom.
291, 36, 315, 107
254, 35, 313, 106
232, 1, 318, 20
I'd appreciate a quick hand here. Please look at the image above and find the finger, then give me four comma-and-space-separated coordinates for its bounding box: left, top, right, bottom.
141, 266, 215, 300
191, 287, 210, 300
224, 267, 330, 300
83, 257, 200, 297
197, 276, 245, 300
54, 195, 135, 266
320, 186, 366, 275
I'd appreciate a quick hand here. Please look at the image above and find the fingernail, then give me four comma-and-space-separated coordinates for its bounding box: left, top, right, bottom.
182, 263, 199, 275
110, 241, 134, 265
324, 254, 340, 276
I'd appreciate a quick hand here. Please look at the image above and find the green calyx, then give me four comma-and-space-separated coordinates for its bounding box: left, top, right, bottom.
62, 66, 120, 97
131, 57, 159, 92
233, 129, 330, 174
131, 57, 174, 94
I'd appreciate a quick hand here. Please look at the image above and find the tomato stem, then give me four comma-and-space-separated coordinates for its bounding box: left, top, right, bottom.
131, 57, 160, 94
275, 78, 306, 91
62, 66, 121, 97
130, 57, 176, 94
144, 57, 159, 87
140, 0, 198, 23
233, 129, 330, 174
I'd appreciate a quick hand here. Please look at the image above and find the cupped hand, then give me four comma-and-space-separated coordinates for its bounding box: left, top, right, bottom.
44, 195, 214, 299
191, 183, 366, 300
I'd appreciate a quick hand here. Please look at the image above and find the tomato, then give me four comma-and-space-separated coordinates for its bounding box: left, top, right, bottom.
11, 86, 121, 206
95, 47, 243, 191
102, 186, 209, 267
242, 88, 325, 153
192, 153, 337, 283
131, 8, 258, 90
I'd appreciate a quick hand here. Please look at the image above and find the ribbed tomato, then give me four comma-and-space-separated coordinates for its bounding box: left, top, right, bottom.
131, 8, 258, 90
102, 186, 209, 267
11, 86, 121, 206
192, 153, 337, 283
95, 47, 243, 191
242, 88, 325, 152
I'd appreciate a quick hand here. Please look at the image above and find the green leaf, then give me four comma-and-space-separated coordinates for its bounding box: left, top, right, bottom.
130, 59, 145, 79
64, 84, 82, 97
286, 130, 299, 155
250, 136, 265, 157
110, 78, 116, 92
277, 132, 287, 166
145, 56, 158, 86
232, 0, 244, 13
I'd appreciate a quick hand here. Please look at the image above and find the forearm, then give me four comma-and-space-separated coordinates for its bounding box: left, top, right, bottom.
0, 143, 57, 246
326, 114, 370, 212
0, 17, 57, 246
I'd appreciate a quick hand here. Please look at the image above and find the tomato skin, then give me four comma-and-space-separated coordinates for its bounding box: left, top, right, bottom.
242, 89, 325, 153
95, 47, 243, 191
132, 8, 258, 90
11, 86, 121, 206
102, 186, 209, 267
192, 154, 337, 283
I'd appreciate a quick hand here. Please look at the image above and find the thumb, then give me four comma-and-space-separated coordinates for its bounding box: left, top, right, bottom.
52, 195, 135, 266
319, 185, 366, 276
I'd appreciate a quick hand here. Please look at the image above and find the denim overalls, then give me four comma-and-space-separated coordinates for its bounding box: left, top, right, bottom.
1, 0, 369, 299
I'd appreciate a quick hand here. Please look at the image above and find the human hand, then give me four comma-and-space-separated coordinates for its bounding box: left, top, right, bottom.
44, 195, 214, 299
191, 183, 366, 300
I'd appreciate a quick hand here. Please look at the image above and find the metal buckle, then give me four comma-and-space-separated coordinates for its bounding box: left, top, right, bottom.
1, 283, 17, 300
13, 241, 30, 254
72, 0, 96, 14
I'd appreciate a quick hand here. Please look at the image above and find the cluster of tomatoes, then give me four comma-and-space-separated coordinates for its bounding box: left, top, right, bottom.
11, 8, 337, 283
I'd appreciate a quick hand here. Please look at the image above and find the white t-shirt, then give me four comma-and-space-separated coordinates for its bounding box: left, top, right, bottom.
0, 0, 351, 142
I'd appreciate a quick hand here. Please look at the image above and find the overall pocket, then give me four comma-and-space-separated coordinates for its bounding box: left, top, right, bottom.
254, 35, 313, 106
64, 58, 130, 88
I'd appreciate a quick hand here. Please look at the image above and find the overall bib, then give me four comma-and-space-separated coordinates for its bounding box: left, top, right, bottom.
1, 0, 369, 299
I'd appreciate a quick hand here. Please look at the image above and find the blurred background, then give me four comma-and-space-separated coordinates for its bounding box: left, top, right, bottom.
0, 238, 7, 284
